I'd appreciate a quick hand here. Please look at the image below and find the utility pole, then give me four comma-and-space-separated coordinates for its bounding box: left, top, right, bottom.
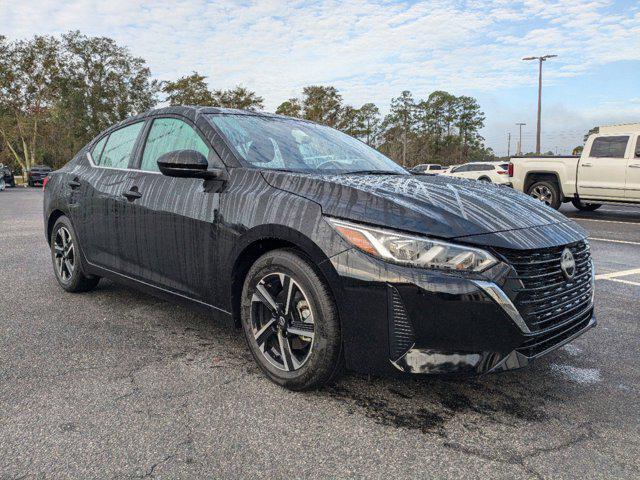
523, 54, 557, 154
507, 133, 511, 157
516, 122, 526, 155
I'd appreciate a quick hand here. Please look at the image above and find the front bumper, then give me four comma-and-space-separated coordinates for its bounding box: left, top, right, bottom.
328, 248, 595, 376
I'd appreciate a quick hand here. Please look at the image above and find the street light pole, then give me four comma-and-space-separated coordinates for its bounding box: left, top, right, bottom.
516, 122, 526, 155
523, 54, 557, 154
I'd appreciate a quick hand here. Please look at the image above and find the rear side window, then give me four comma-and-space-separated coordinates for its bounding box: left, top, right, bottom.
636, 137, 640, 158
140, 118, 210, 172
499, 163, 509, 170
590, 136, 629, 158
98, 122, 144, 168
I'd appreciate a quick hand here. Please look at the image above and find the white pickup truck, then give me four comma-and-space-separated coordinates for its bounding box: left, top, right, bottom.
509, 123, 640, 210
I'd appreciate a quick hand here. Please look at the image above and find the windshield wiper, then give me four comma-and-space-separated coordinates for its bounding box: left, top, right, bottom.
344, 170, 405, 175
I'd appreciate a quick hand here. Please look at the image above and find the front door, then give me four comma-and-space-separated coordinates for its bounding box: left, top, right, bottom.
126, 116, 222, 302
577, 135, 630, 200
626, 136, 640, 201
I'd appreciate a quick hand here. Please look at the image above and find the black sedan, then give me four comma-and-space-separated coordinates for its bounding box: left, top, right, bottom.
43, 107, 596, 390
28, 165, 52, 187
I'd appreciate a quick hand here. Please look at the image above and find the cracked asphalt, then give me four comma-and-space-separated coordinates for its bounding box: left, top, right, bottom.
1, 188, 639, 479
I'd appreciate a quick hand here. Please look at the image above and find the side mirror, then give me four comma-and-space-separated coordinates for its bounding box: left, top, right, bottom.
157, 150, 222, 179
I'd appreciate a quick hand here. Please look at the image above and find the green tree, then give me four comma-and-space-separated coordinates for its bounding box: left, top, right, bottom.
162, 72, 215, 106
385, 91, 416, 166
275, 98, 302, 118
358, 103, 381, 145
60, 31, 158, 141
213, 86, 264, 110
301, 86, 343, 127
0, 34, 62, 175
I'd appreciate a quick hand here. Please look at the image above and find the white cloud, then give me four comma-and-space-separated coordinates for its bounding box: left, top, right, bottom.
1, 0, 638, 155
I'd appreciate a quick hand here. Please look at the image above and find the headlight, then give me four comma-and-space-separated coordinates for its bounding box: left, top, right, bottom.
327, 217, 497, 272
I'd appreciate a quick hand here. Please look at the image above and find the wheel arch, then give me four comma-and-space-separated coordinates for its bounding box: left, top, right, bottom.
228, 224, 345, 329
524, 171, 564, 198
46, 209, 68, 245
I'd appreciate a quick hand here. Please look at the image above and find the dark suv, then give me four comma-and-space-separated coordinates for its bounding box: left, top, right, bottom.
28, 165, 52, 187
1, 164, 15, 187
43, 107, 596, 390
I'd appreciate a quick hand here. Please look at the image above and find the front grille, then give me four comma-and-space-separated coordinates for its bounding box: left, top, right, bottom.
497, 240, 594, 357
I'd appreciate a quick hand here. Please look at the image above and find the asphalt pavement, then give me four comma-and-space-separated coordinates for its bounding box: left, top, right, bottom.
1, 187, 639, 479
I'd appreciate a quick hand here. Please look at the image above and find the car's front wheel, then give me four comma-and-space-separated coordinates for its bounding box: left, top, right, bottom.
50, 216, 101, 292
240, 249, 343, 390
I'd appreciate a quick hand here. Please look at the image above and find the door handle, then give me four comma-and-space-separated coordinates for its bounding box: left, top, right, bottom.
68, 178, 81, 188
581, 163, 592, 167
122, 188, 142, 201
629, 164, 640, 168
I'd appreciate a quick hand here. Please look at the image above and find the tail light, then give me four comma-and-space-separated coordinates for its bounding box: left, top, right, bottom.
508, 163, 514, 177
42, 176, 49, 189
497, 170, 508, 175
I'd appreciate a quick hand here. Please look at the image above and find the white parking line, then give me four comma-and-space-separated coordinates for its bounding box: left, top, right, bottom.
573, 218, 640, 226
595, 268, 640, 280
607, 278, 640, 287
589, 237, 640, 246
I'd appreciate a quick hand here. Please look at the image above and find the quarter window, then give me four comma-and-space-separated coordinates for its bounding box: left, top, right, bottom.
140, 118, 210, 172
589, 136, 629, 158
99, 122, 144, 168
91, 136, 108, 165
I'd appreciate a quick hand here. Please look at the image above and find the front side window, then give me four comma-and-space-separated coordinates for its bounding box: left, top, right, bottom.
140, 118, 210, 172
99, 122, 144, 168
207, 114, 406, 174
635, 137, 640, 158
590, 136, 629, 158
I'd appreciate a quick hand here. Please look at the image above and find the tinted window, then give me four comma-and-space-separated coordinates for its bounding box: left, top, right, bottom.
140, 118, 210, 172
208, 114, 406, 174
499, 163, 509, 170
92, 136, 108, 165
99, 122, 144, 168
454, 165, 469, 172
590, 136, 629, 158
429, 165, 442, 171
636, 137, 640, 158
466, 164, 480, 172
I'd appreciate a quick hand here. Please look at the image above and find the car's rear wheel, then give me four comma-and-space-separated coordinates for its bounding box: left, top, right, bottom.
528, 181, 561, 209
478, 176, 491, 182
50, 216, 100, 292
240, 249, 343, 390
571, 198, 602, 211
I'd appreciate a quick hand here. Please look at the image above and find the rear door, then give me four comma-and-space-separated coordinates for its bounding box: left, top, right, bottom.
126, 116, 222, 301
74, 121, 145, 273
626, 135, 640, 200
577, 135, 630, 199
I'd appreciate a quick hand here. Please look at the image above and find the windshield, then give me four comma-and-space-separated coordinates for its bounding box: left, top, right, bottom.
207, 114, 407, 174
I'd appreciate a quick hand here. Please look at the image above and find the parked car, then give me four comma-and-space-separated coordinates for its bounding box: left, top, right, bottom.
44, 107, 595, 390
1, 164, 16, 187
410, 163, 442, 174
509, 123, 640, 210
444, 161, 512, 185
27, 165, 52, 187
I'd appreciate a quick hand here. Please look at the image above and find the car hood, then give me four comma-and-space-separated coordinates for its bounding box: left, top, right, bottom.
262, 171, 587, 249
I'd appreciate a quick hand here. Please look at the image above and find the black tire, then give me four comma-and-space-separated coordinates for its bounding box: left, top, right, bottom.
27, 180, 33, 187
571, 198, 602, 211
527, 180, 561, 209
240, 249, 343, 390
478, 176, 491, 182
50, 216, 100, 292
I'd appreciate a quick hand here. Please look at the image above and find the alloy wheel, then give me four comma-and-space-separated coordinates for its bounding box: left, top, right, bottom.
530, 185, 553, 206
54, 226, 75, 282
250, 272, 316, 372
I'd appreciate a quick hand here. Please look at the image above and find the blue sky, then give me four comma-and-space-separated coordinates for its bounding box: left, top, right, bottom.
2, 0, 639, 155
